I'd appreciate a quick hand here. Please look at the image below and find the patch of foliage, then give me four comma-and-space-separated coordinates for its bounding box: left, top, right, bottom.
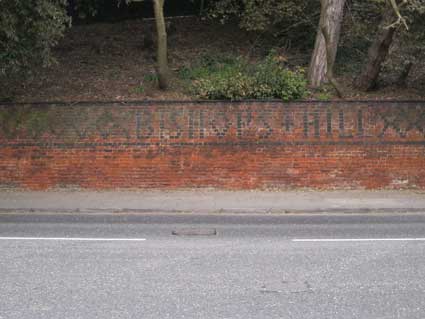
184, 52, 307, 101
0, 0, 70, 77
179, 53, 241, 81
208, 0, 320, 48
71, 0, 103, 20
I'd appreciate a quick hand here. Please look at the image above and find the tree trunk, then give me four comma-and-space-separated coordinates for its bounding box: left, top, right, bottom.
320, 13, 344, 98
308, 0, 346, 88
354, 5, 397, 91
153, 0, 169, 90
199, 0, 205, 16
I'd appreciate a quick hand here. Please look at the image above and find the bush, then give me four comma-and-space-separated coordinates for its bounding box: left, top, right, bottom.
208, 0, 320, 48
187, 52, 307, 101
0, 0, 70, 77
252, 53, 308, 100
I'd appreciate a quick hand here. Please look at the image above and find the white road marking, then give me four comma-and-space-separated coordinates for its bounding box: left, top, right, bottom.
0, 237, 146, 242
292, 238, 425, 242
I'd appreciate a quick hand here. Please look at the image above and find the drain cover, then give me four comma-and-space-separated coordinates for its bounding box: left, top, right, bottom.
171, 228, 217, 236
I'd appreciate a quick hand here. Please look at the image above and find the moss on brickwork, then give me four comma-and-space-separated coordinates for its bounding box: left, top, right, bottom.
0, 107, 25, 138
0, 106, 55, 139
0, 105, 135, 141
24, 109, 55, 138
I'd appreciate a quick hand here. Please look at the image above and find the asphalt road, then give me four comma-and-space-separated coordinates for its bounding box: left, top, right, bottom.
1, 213, 425, 319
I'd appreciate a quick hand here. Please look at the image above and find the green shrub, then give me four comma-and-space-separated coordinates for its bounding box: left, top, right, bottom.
179, 53, 242, 81
188, 52, 307, 101
252, 53, 307, 100
0, 0, 70, 77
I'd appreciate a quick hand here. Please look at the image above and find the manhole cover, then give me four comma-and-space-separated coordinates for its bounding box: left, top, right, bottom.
171, 228, 217, 236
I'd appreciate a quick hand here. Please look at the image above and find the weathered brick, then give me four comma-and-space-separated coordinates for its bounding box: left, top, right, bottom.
0, 101, 424, 189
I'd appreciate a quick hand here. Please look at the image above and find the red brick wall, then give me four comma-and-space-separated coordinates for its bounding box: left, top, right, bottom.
1, 101, 425, 189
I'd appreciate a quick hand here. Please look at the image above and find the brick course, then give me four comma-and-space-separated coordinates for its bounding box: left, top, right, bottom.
1, 101, 424, 189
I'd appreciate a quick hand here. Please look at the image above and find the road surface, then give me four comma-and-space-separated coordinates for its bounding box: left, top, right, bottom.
1, 213, 424, 319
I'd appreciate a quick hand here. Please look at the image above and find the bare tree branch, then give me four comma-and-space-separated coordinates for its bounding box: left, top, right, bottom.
387, 0, 409, 30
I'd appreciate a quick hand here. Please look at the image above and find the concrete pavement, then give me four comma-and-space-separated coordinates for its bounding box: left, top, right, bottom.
1, 190, 425, 214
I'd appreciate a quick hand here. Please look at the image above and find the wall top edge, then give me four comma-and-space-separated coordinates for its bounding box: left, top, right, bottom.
1, 99, 425, 107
